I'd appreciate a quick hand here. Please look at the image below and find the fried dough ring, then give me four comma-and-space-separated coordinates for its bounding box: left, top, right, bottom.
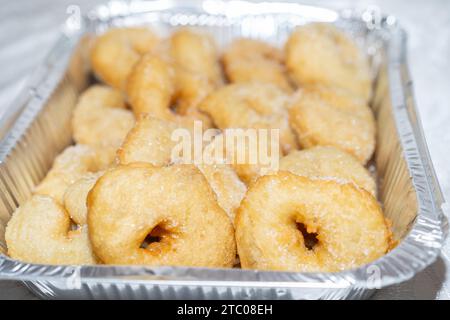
223, 38, 292, 92
72, 85, 135, 148
289, 85, 375, 164
126, 53, 212, 127
196, 162, 247, 223
90, 27, 160, 90
64, 171, 104, 226
280, 146, 377, 197
34, 144, 116, 203
117, 115, 246, 221
5, 195, 96, 265
87, 163, 236, 267
285, 23, 372, 101
118, 115, 179, 166
169, 28, 222, 114
199, 83, 298, 154
235, 172, 391, 272
204, 132, 280, 185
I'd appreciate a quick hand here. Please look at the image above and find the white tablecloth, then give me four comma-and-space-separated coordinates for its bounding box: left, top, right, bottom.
0, 0, 448, 300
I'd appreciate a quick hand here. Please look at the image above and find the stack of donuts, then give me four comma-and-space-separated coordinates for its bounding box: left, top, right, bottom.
6, 23, 394, 272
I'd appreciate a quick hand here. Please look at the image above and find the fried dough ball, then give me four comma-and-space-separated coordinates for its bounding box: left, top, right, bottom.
285, 23, 372, 101
117, 115, 246, 221
289, 85, 375, 164
63, 171, 104, 226
72, 85, 135, 148
90, 27, 160, 90
279, 146, 376, 197
126, 53, 212, 127
199, 83, 298, 154
87, 163, 236, 267
5, 195, 96, 265
169, 28, 223, 114
223, 38, 292, 92
235, 172, 391, 272
34, 144, 116, 203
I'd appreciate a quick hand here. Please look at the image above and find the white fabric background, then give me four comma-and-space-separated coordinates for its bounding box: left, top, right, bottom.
0, 0, 448, 300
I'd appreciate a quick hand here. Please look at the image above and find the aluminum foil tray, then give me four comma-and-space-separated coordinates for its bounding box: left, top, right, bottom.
0, 0, 447, 300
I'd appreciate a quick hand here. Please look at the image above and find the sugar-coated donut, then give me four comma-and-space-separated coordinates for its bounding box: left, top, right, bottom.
63, 171, 104, 226
118, 115, 246, 221
5, 195, 96, 265
279, 146, 376, 196
235, 172, 391, 272
117, 115, 180, 166
285, 23, 372, 101
197, 162, 247, 223
34, 144, 116, 203
223, 38, 292, 92
90, 27, 160, 90
87, 163, 236, 267
169, 28, 223, 114
203, 132, 281, 185
72, 85, 135, 148
126, 53, 212, 127
289, 85, 375, 164
199, 83, 298, 154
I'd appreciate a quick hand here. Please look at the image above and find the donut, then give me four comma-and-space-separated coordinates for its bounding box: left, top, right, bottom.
34, 144, 116, 203
5, 195, 96, 265
72, 85, 135, 148
170, 29, 222, 86
169, 28, 222, 114
198, 83, 298, 154
196, 162, 247, 223
223, 38, 292, 92
288, 85, 375, 164
64, 171, 104, 226
118, 115, 246, 221
235, 172, 391, 272
126, 53, 175, 118
90, 27, 160, 90
87, 163, 236, 267
204, 132, 280, 185
117, 114, 181, 166
279, 146, 377, 197
285, 23, 372, 101
125, 53, 212, 127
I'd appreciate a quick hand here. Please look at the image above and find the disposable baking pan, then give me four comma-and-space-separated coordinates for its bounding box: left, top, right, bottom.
0, 0, 447, 299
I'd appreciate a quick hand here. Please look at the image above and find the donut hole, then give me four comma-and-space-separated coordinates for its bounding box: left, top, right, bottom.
140, 224, 171, 249
296, 222, 318, 251
69, 218, 80, 231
